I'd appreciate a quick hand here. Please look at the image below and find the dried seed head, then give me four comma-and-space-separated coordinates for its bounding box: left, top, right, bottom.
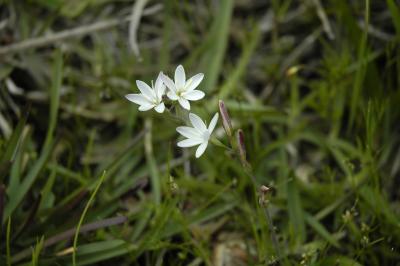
260, 185, 270, 194
361, 236, 370, 247
342, 210, 353, 223
258, 185, 271, 207
258, 197, 268, 207
361, 223, 370, 233
168, 176, 179, 195
219, 100, 233, 137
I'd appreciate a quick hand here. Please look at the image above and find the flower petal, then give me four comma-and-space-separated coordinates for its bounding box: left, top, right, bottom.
208, 113, 219, 133
155, 72, 166, 99
178, 98, 190, 110
167, 91, 179, 100
138, 104, 154, 111
161, 73, 176, 92
159, 85, 166, 100
182, 90, 205, 101
195, 142, 208, 158
136, 80, 155, 99
154, 102, 165, 113
175, 65, 186, 88
155, 72, 163, 90
125, 94, 150, 106
176, 126, 202, 139
189, 113, 207, 132
186, 73, 204, 92
177, 138, 203, 147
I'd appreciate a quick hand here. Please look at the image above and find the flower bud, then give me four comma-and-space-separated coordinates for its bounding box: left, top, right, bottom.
236, 129, 247, 165
286, 65, 302, 77
218, 100, 233, 137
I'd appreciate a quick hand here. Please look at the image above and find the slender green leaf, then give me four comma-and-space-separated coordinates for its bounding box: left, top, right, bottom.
287, 173, 306, 244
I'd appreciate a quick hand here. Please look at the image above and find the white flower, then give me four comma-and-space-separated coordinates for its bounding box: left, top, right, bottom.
176, 112, 219, 158
125, 72, 166, 113
161, 65, 205, 110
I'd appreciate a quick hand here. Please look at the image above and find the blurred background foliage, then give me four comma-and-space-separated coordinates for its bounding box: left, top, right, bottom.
0, 0, 400, 265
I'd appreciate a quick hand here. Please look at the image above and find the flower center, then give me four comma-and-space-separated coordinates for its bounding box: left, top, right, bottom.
176, 79, 192, 95
202, 130, 210, 141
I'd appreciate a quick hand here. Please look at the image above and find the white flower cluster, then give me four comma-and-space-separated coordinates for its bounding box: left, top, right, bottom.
125, 65, 218, 158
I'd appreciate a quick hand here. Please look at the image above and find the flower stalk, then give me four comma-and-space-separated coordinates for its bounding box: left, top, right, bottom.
218, 99, 282, 261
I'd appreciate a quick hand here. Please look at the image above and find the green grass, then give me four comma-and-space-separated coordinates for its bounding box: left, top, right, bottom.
0, 0, 400, 265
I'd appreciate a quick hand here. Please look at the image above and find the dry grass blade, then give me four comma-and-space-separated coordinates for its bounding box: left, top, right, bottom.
128, 0, 149, 60
0, 4, 162, 55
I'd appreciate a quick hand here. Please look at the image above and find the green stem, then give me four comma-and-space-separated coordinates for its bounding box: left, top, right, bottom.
72, 171, 106, 266
243, 169, 282, 261
230, 135, 282, 261
6, 216, 11, 266
210, 137, 232, 151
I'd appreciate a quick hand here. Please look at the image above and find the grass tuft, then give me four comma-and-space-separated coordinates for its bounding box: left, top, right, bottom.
0, 1, 399, 265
